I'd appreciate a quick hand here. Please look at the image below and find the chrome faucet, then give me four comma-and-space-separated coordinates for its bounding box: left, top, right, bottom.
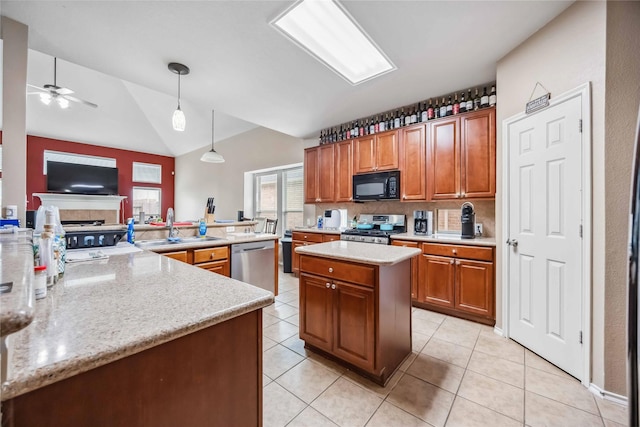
167, 207, 176, 238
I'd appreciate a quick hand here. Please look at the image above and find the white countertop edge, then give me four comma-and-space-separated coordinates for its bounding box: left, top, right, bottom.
390, 233, 497, 247
295, 241, 421, 266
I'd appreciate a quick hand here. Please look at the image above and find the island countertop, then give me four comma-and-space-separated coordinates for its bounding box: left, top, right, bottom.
390, 233, 497, 247
295, 240, 421, 265
1, 244, 273, 401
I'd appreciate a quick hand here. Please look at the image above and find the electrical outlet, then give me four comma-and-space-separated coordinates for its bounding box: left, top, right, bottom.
475, 224, 483, 236
226, 226, 235, 232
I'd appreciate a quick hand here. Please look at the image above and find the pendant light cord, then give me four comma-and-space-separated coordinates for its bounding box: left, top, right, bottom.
211, 110, 215, 150
177, 72, 181, 108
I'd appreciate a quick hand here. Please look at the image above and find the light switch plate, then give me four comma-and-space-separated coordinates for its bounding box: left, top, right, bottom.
475, 224, 483, 236
226, 226, 235, 232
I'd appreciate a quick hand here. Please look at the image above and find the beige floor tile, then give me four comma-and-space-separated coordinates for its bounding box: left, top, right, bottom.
478, 324, 497, 337
432, 323, 480, 349
412, 317, 441, 336
412, 308, 446, 324
366, 401, 430, 427
457, 370, 524, 422
307, 352, 348, 375
422, 337, 473, 368
263, 313, 281, 328
281, 334, 310, 357
474, 333, 524, 364
398, 351, 419, 372
263, 374, 272, 387
407, 353, 465, 393
263, 344, 305, 379
524, 349, 574, 379
595, 398, 628, 425
343, 368, 403, 399
263, 382, 307, 427
413, 331, 431, 352
278, 281, 298, 292
467, 351, 524, 388
445, 396, 522, 427
441, 316, 483, 331
288, 407, 339, 427
264, 303, 299, 319
275, 290, 298, 304
311, 377, 383, 427
287, 298, 300, 308
263, 336, 278, 352
525, 366, 598, 414
603, 419, 626, 427
284, 313, 300, 327
263, 320, 299, 343
387, 374, 455, 427
276, 359, 340, 403
525, 391, 604, 427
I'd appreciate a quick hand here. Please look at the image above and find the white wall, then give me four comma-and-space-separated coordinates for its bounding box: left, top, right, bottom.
174, 127, 304, 221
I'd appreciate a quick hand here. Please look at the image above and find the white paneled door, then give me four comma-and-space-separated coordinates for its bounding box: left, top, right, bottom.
506, 95, 584, 379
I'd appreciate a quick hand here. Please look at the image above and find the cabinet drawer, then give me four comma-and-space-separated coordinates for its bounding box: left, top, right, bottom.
391, 240, 419, 248
196, 260, 230, 276
193, 246, 229, 264
422, 243, 493, 262
163, 251, 188, 263
322, 234, 340, 242
292, 232, 324, 243
299, 255, 375, 287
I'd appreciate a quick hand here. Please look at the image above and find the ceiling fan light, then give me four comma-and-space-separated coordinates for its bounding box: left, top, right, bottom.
172, 106, 186, 131
57, 97, 70, 109
200, 149, 225, 163
39, 92, 52, 105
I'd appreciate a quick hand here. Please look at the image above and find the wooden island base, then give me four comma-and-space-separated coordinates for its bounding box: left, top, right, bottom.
2, 310, 263, 427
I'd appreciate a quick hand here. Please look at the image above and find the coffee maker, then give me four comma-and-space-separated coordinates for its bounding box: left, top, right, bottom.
413, 210, 433, 235
461, 202, 475, 239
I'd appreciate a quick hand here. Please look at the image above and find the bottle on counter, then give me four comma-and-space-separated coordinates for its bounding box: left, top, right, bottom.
34, 265, 47, 300
199, 218, 207, 237
52, 207, 66, 278
127, 218, 135, 244
317, 216, 323, 229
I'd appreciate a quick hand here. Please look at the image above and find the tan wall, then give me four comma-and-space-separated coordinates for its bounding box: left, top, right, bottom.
604, 0, 640, 395
496, 1, 608, 388
174, 127, 304, 221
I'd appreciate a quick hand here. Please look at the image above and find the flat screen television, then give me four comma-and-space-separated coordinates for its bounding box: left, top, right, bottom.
47, 161, 119, 195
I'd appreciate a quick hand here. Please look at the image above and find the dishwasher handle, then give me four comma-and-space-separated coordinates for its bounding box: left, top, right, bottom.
239, 246, 268, 252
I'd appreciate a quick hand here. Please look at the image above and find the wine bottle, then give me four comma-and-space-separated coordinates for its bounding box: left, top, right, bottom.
427, 99, 434, 120
420, 102, 427, 122
459, 92, 466, 113
354, 120, 359, 137
369, 118, 375, 135
393, 110, 400, 128
452, 94, 459, 115
434, 99, 440, 118
373, 116, 379, 133
410, 105, 417, 124
480, 87, 489, 108
489, 85, 497, 106
404, 108, 411, 126
388, 113, 393, 130
473, 88, 481, 110
359, 120, 364, 137
439, 98, 447, 117
446, 96, 453, 116
466, 89, 473, 112
380, 114, 386, 132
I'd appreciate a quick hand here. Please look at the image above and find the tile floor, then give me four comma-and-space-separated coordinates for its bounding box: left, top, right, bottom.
264, 268, 628, 427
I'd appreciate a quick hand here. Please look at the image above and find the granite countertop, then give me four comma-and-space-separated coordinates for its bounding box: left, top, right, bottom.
292, 227, 342, 235
0, 233, 36, 337
391, 233, 497, 247
1, 245, 273, 401
139, 232, 279, 252
295, 240, 421, 266
63, 220, 257, 233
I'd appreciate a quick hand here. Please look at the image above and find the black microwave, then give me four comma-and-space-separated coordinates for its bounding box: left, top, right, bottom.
353, 170, 400, 201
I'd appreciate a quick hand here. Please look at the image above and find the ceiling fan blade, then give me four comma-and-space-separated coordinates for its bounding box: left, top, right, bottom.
57, 87, 74, 95
63, 94, 98, 109
27, 84, 48, 92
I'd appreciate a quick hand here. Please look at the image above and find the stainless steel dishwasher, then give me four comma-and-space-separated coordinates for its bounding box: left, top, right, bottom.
231, 240, 275, 293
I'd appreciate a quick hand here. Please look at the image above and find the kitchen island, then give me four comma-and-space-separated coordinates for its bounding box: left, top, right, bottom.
295, 240, 420, 386
0, 233, 273, 427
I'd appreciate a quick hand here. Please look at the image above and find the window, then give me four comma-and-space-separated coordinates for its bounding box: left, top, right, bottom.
133, 162, 162, 184
132, 187, 161, 222
253, 165, 303, 235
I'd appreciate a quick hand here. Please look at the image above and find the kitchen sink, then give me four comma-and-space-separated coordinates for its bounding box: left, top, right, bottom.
135, 236, 223, 248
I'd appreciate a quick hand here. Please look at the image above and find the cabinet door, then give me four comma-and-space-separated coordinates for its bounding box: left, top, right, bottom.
375, 130, 399, 171
299, 273, 333, 352
304, 147, 319, 203
400, 124, 426, 200
391, 240, 419, 300
163, 251, 188, 263
428, 117, 461, 200
461, 108, 496, 198
318, 144, 335, 202
455, 259, 494, 317
292, 241, 305, 275
196, 260, 230, 277
419, 254, 455, 308
334, 141, 353, 202
353, 136, 376, 174
332, 280, 375, 371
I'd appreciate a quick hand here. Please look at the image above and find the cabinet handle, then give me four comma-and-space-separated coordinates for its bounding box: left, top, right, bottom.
461, 192, 466, 197
456, 192, 461, 198
326, 283, 331, 288
450, 259, 455, 264
331, 284, 336, 290
403, 195, 406, 200
328, 267, 333, 273
456, 260, 461, 265
452, 249, 457, 254
304, 235, 307, 239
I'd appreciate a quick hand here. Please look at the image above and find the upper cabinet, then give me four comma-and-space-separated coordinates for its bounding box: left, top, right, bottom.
353, 129, 399, 174
334, 140, 353, 202
304, 144, 335, 203
428, 107, 495, 200
400, 124, 426, 201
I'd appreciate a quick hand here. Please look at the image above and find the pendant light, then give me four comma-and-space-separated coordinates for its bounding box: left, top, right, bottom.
201, 110, 225, 163
168, 62, 189, 131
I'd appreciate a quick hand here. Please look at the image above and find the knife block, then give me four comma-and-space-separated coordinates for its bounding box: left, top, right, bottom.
204, 212, 215, 224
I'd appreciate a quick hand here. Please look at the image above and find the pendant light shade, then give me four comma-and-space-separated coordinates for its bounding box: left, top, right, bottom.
168, 62, 190, 132
201, 110, 225, 163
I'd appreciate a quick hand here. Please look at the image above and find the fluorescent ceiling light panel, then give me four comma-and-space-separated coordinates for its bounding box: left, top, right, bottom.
272, 0, 395, 85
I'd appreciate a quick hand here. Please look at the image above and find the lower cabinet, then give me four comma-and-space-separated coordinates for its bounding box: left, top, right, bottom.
414, 242, 495, 325
157, 245, 230, 277
391, 240, 419, 300
291, 231, 339, 276
162, 250, 189, 263
298, 254, 411, 385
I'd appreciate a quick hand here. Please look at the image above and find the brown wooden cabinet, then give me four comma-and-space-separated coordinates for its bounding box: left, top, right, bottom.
298, 253, 411, 385
334, 140, 353, 202
162, 250, 189, 262
427, 107, 495, 200
353, 130, 399, 174
399, 124, 427, 200
416, 242, 495, 325
156, 245, 230, 277
304, 145, 335, 203
291, 231, 328, 276
391, 240, 419, 299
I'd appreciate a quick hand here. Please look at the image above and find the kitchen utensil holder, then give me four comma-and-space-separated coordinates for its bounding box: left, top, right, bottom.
204, 212, 215, 224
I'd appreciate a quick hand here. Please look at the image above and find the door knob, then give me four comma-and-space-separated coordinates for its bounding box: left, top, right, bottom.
506, 239, 519, 247
328, 267, 333, 273
331, 284, 336, 290
326, 283, 331, 288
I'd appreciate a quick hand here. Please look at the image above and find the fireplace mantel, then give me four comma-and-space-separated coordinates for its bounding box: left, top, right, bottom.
33, 193, 127, 211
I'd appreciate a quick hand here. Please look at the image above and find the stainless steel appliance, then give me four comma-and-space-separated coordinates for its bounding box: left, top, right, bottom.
352, 170, 400, 201
324, 209, 341, 229
231, 240, 275, 293
340, 214, 406, 245
413, 210, 433, 235
461, 202, 475, 239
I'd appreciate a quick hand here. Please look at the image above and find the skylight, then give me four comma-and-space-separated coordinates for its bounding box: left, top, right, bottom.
271, 0, 395, 85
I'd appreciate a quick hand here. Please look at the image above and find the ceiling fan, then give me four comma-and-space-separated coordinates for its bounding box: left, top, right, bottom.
27, 57, 98, 109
